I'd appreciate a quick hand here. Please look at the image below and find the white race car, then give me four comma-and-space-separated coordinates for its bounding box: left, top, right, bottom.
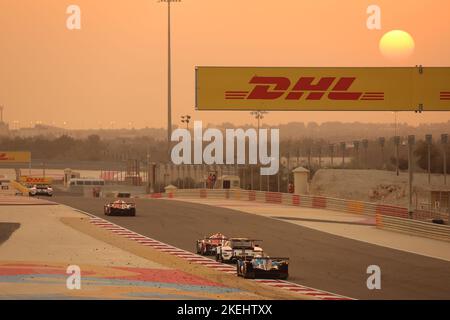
29, 184, 53, 197
215, 238, 264, 263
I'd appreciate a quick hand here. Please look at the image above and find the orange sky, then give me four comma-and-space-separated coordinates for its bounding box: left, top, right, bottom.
1, 0, 450, 129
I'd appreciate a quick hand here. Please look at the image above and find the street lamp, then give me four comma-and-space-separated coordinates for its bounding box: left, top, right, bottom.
250, 111, 268, 132
251, 111, 268, 168
181, 115, 191, 129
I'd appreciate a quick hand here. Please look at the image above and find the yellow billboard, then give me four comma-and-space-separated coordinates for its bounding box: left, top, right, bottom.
195, 67, 450, 111
0, 151, 31, 163
19, 176, 52, 185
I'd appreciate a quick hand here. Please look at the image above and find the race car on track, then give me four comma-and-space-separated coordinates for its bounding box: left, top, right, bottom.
104, 200, 136, 216
196, 233, 228, 256
215, 238, 263, 263
236, 256, 289, 280
29, 184, 53, 197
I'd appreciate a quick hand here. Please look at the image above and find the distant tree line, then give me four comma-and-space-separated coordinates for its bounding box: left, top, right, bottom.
0, 134, 448, 174
0, 135, 167, 163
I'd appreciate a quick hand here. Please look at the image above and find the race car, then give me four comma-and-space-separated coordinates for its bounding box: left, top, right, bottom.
104, 200, 136, 216
215, 238, 263, 263
236, 256, 289, 280
196, 233, 228, 256
29, 184, 53, 197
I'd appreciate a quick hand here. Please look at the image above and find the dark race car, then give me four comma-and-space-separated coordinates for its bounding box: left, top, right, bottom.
196, 233, 228, 256
236, 256, 289, 280
104, 200, 136, 216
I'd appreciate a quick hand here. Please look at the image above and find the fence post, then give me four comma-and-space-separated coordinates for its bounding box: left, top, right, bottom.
426, 134, 432, 184
408, 135, 415, 217
277, 171, 280, 192
250, 166, 254, 190
441, 134, 448, 185
340, 142, 346, 167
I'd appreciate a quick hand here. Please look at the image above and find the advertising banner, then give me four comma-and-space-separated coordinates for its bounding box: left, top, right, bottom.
195, 67, 450, 111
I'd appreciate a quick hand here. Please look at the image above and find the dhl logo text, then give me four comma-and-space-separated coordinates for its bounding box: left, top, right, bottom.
0, 153, 14, 161
20, 177, 51, 183
225, 76, 385, 101
441, 92, 450, 101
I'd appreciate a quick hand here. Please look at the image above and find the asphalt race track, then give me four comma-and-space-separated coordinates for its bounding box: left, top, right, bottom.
53, 196, 450, 300
0, 223, 20, 246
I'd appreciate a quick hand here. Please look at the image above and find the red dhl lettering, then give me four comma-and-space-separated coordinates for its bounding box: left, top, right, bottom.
224, 76, 385, 101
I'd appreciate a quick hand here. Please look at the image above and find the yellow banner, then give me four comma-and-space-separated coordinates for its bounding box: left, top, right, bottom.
0, 151, 31, 163
195, 67, 450, 111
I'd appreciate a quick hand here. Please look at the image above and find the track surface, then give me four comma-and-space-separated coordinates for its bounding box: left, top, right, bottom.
53, 196, 450, 300
0, 223, 20, 246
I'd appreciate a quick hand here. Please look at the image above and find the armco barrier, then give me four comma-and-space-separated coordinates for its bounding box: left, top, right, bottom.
143, 189, 449, 242
376, 214, 450, 242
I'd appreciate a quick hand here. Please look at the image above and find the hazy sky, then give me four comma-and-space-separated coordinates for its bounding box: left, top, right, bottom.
1, 0, 450, 129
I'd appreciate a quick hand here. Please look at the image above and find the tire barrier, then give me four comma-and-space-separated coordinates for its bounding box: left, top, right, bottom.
144, 189, 450, 242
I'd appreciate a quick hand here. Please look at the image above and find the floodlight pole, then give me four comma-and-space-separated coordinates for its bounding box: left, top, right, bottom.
160, 0, 180, 158
167, 0, 172, 157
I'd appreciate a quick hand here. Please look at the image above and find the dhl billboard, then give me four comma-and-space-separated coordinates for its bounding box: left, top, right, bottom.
195, 67, 450, 111
0, 151, 31, 163
19, 176, 53, 185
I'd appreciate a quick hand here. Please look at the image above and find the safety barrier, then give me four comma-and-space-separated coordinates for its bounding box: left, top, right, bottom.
376, 214, 450, 242
144, 188, 450, 242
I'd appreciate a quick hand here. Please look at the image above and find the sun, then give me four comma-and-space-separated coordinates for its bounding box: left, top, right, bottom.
379, 30, 415, 61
